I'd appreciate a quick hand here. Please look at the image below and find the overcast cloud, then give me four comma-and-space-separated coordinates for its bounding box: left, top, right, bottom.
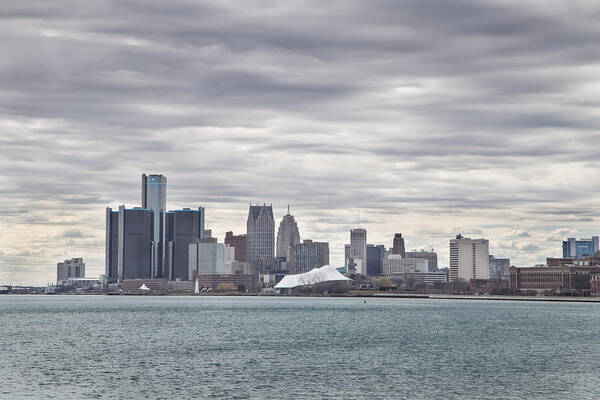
1, 0, 600, 284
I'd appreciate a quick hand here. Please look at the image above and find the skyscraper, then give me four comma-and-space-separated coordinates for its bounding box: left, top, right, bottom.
165, 207, 205, 280
105, 208, 119, 281
392, 233, 406, 257
141, 174, 167, 277
246, 204, 275, 263
276, 210, 300, 260
366, 244, 385, 276
57, 258, 85, 284
116, 205, 154, 281
349, 228, 367, 275
449, 234, 489, 281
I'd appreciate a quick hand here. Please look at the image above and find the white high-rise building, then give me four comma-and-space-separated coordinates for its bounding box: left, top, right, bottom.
449, 235, 489, 281
346, 229, 367, 274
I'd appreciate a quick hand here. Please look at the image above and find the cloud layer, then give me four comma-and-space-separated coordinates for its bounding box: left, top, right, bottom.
1, 0, 600, 284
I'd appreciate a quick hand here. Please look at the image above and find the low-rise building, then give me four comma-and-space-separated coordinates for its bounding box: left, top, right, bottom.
509, 265, 600, 295
191, 271, 259, 291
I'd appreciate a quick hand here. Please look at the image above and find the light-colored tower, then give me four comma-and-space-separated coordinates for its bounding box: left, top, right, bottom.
276, 207, 301, 259
246, 204, 275, 264
142, 174, 167, 278
350, 228, 367, 275
449, 234, 489, 281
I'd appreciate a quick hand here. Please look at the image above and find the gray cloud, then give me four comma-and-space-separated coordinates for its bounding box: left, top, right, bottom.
1, 0, 600, 284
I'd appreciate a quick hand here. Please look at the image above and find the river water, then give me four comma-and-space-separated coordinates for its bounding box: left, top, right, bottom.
1, 295, 599, 399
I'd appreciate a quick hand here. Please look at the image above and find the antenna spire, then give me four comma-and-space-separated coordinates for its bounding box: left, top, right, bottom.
357, 208, 360, 228
288, 204, 290, 215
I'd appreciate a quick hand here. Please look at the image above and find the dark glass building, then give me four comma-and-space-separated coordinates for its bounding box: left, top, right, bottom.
117, 206, 154, 281
366, 244, 385, 276
165, 207, 205, 280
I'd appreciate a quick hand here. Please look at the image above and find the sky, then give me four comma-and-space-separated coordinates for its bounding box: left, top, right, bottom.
1, 0, 600, 285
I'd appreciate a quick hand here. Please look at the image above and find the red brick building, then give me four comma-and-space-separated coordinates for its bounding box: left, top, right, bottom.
509, 265, 600, 295
225, 231, 247, 262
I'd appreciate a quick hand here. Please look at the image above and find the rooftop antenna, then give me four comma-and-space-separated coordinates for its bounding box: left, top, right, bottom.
288, 204, 290, 215
357, 208, 360, 228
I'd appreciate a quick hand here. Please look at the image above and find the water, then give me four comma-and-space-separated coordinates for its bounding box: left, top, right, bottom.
1, 296, 599, 399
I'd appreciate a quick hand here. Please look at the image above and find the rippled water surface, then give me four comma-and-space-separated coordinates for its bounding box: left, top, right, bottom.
1, 295, 599, 399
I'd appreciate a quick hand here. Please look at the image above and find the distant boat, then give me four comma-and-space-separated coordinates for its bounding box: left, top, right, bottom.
194, 279, 200, 294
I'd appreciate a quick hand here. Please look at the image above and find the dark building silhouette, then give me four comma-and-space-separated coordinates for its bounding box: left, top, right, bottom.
366, 244, 385, 276
392, 233, 406, 257
141, 174, 167, 277
114, 206, 154, 281
165, 207, 205, 280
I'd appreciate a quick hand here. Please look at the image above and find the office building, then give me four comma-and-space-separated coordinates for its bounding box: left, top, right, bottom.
449, 235, 489, 281
488, 255, 510, 281
246, 204, 275, 263
57, 258, 85, 284
386, 255, 428, 274
106, 206, 154, 281
405, 250, 438, 271
276, 211, 301, 260
366, 244, 385, 276
562, 237, 599, 259
345, 229, 367, 274
225, 231, 247, 262
189, 239, 235, 279
254, 257, 288, 275
105, 208, 119, 281
392, 233, 406, 257
292, 240, 329, 274
141, 174, 167, 277
165, 207, 205, 280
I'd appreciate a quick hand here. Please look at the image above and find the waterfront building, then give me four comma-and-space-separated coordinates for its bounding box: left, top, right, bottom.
191, 271, 260, 291
488, 255, 510, 281
276, 210, 301, 260
254, 257, 288, 275
225, 231, 247, 262
56, 258, 85, 284
165, 207, 205, 280
562, 237, 599, 259
292, 239, 329, 274
106, 206, 154, 282
392, 233, 406, 257
246, 204, 275, 263
449, 235, 489, 281
509, 265, 600, 295
189, 239, 235, 278
366, 244, 385, 276
141, 174, 167, 277
405, 250, 438, 271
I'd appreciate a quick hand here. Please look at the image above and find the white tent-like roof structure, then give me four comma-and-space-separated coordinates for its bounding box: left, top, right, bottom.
274, 265, 351, 289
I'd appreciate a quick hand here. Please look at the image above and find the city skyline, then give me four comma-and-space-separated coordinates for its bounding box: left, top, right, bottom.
2, 1, 600, 285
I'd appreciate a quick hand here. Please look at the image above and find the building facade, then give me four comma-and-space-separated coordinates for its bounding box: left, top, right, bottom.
509, 265, 600, 294
225, 231, 247, 262
488, 255, 510, 281
292, 240, 329, 274
392, 233, 406, 257
165, 207, 205, 280
562, 237, 599, 259
188, 239, 235, 279
346, 229, 367, 274
386, 255, 428, 275
57, 258, 85, 284
246, 204, 275, 263
366, 244, 385, 276
106, 206, 154, 282
405, 250, 438, 271
141, 174, 167, 277
449, 235, 489, 281
276, 212, 301, 260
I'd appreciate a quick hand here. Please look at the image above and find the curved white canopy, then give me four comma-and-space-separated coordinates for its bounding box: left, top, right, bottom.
274, 265, 351, 289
